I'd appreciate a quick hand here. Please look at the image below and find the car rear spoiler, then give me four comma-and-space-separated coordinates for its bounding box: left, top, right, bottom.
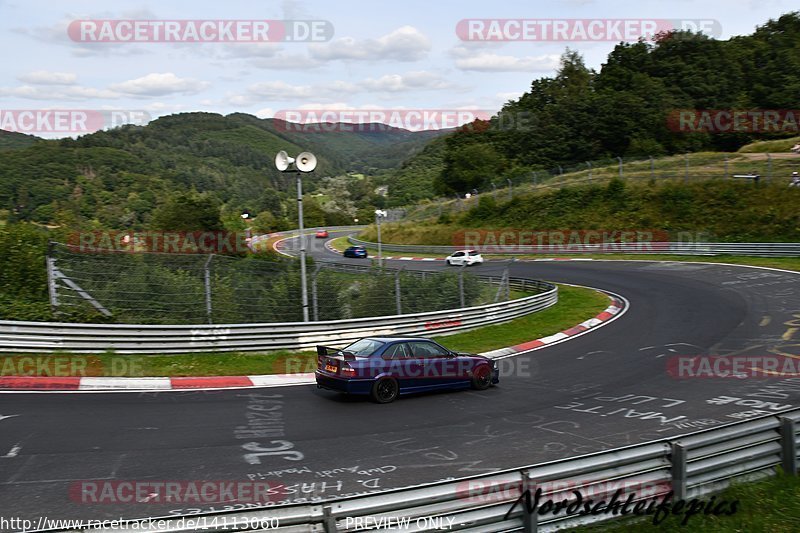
316, 345, 357, 358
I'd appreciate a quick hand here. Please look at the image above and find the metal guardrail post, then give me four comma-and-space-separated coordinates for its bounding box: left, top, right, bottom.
204, 254, 214, 324
520, 469, 538, 533
780, 417, 798, 475
323, 505, 338, 532
671, 442, 688, 500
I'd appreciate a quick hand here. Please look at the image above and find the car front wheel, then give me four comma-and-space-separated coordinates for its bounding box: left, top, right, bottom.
371, 377, 399, 403
471, 365, 492, 390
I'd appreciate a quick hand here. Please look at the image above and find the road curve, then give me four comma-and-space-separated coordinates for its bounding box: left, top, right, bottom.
2, 233, 800, 526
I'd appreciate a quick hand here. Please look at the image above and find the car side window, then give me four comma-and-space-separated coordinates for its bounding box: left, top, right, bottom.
409, 341, 449, 358
452, 251, 464, 257
383, 342, 410, 359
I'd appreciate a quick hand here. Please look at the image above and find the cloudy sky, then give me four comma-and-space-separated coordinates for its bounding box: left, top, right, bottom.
0, 0, 796, 135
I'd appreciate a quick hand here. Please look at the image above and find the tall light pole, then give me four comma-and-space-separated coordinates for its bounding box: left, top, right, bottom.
275, 150, 318, 322
375, 209, 387, 268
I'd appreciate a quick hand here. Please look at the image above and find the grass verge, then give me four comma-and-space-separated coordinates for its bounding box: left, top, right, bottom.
0, 285, 609, 377
569, 472, 800, 532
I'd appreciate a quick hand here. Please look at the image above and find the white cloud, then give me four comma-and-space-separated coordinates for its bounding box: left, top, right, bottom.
234, 81, 316, 103
229, 69, 457, 107
0, 84, 118, 100
17, 71, 77, 85
109, 73, 210, 97
454, 53, 560, 72
255, 107, 275, 118
362, 71, 453, 92
450, 44, 560, 72
309, 26, 431, 62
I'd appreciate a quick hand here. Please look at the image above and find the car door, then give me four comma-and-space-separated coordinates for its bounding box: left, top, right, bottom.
382, 342, 419, 389
408, 341, 454, 389
450, 251, 464, 265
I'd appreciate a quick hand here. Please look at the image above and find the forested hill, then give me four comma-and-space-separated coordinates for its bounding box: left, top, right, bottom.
0, 112, 445, 230
0, 129, 38, 151
379, 12, 800, 201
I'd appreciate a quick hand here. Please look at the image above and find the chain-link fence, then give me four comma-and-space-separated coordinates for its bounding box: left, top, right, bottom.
46, 243, 532, 325
408, 152, 800, 220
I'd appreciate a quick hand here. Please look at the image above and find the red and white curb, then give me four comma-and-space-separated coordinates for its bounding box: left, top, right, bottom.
0, 294, 626, 393
0, 374, 316, 391
480, 294, 625, 359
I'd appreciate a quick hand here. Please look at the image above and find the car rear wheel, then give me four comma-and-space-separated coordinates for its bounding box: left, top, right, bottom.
371, 377, 399, 403
471, 365, 492, 390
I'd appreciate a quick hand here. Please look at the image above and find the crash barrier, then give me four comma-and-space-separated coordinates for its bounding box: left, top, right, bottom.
0, 264, 556, 354
348, 236, 800, 257
47, 409, 800, 532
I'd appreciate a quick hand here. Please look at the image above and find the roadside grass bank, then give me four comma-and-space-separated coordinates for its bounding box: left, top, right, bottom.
363, 179, 800, 245
0, 285, 608, 377
569, 471, 800, 532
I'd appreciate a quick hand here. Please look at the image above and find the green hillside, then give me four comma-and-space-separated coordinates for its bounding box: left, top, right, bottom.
361, 178, 800, 244
0, 129, 39, 151
377, 12, 800, 202
0, 112, 443, 230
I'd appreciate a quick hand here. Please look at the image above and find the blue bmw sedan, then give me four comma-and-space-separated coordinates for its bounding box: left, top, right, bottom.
315, 336, 499, 403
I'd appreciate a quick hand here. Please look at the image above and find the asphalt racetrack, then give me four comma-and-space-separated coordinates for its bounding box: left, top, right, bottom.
2, 232, 800, 525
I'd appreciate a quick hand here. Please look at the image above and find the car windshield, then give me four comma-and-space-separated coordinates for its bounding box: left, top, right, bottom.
342, 338, 385, 356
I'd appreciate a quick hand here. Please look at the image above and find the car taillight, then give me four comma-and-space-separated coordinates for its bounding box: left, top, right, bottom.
340, 364, 356, 377
317, 356, 325, 369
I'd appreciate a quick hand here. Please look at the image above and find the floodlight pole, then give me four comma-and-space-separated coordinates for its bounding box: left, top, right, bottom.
296, 171, 310, 322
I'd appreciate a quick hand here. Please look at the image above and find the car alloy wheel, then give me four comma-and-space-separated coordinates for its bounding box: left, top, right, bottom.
371, 377, 399, 403
471, 365, 492, 390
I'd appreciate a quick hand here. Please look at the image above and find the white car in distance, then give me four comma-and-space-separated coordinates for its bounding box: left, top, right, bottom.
445, 250, 484, 266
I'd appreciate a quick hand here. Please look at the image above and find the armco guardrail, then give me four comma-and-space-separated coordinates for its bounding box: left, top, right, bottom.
0, 266, 556, 354
47, 409, 800, 533
348, 236, 800, 257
